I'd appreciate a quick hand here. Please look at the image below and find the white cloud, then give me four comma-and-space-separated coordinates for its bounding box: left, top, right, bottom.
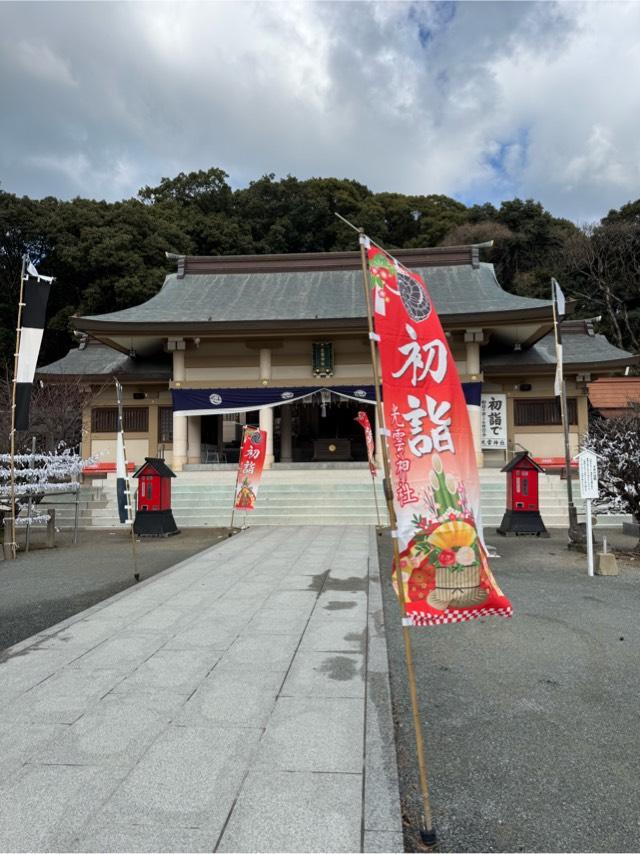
14, 39, 78, 88
1, 1, 639, 221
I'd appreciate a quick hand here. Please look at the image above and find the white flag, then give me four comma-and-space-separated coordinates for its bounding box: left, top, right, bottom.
554, 343, 563, 397
552, 278, 566, 318
26, 259, 54, 283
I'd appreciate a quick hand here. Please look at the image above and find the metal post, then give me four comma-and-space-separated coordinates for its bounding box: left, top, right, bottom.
586, 498, 594, 577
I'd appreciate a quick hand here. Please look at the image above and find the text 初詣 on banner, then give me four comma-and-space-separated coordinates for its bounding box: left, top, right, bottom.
368, 242, 512, 626
234, 428, 267, 511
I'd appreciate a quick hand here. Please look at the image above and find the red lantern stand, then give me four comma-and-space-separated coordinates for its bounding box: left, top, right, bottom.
133, 457, 180, 537
496, 451, 549, 537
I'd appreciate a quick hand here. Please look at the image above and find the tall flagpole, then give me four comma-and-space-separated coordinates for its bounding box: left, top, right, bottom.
8, 255, 28, 560
115, 379, 140, 581
552, 281, 579, 541
355, 225, 436, 845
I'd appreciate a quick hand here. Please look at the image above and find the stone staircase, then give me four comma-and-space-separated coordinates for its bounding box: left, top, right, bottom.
39, 466, 630, 531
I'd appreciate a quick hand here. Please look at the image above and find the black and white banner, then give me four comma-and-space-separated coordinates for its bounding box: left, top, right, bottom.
15, 261, 53, 431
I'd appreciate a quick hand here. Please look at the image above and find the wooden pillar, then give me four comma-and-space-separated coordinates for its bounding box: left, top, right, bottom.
187, 415, 201, 464
148, 402, 159, 458
259, 347, 274, 467
260, 406, 275, 468
172, 345, 187, 471
465, 329, 484, 468
280, 404, 293, 462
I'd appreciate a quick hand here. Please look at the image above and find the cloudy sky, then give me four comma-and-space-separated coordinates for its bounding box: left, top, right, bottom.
1, 0, 639, 221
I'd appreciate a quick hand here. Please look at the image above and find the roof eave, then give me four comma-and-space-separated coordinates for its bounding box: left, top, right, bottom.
483, 354, 640, 375
72, 305, 557, 337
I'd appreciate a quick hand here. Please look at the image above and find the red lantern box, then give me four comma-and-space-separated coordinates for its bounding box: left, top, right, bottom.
496, 451, 549, 537
133, 457, 180, 537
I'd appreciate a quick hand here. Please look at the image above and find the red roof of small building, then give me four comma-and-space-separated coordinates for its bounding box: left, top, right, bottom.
133, 458, 176, 479
588, 377, 640, 416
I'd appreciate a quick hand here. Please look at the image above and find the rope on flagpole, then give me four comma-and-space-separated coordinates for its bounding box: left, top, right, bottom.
355, 222, 436, 846
8, 255, 28, 560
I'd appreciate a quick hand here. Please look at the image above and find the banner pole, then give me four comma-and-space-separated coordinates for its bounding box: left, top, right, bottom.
370, 468, 382, 529
116, 379, 139, 582
552, 282, 579, 541
25, 435, 36, 553
229, 426, 248, 531
357, 230, 436, 845
8, 255, 28, 560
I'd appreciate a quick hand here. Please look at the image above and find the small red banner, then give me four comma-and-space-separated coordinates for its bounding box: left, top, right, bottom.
234, 427, 267, 511
368, 241, 512, 626
355, 410, 377, 476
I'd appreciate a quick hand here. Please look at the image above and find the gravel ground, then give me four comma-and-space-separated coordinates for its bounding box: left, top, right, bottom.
0, 528, 227, 650
379, 528, 640, 853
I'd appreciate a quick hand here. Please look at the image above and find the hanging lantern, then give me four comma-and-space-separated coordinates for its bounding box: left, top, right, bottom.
312, 342, 334, 378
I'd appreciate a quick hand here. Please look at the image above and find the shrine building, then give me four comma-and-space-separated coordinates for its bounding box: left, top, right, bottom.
39, 245, 637, 471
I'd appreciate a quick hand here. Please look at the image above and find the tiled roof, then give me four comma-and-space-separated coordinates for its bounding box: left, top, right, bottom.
77, 263, 552, 326
588, 377, 640, 410
482, 324, 636, 371
37, 342, 171, 380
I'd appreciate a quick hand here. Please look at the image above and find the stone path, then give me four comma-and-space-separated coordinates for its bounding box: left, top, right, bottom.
0, 526, 402, 853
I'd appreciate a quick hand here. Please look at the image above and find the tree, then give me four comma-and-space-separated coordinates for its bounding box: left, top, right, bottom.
1, 171, 638, 383
138, 167, 233, 213
585, 411, 640, 550
602, 198, 640, 226
0, 372, 99, 453
440, 220, 513, 248
562, 221, 640, 352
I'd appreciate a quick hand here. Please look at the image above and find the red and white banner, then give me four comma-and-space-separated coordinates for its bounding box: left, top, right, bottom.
234, 427, 267, 511
366, 239, 512, 626
355, 410, 377, 476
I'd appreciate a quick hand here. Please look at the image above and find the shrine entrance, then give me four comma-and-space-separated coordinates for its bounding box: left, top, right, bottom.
173, 384, 378, 467
276, 395, 372, 463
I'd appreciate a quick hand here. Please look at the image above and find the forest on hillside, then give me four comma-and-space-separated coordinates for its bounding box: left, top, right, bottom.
1, 167, 639, 370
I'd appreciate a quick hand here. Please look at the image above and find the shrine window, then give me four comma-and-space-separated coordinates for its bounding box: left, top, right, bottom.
514, 398, 577, 426
158, 407, 173, 443
91, 407, 149, 433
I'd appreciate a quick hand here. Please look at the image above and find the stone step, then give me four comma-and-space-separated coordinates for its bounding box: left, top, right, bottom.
69, 471, 612, 531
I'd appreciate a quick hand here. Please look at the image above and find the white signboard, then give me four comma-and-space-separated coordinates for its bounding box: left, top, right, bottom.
481, 394, 507, 449
577, 450, 599, 499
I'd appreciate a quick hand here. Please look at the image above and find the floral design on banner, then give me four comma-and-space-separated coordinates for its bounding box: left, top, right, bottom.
369, 243, 512, 626
234, 428, 267, 511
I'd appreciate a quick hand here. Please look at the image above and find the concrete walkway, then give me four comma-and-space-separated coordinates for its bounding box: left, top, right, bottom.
0, 526, 402, 853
